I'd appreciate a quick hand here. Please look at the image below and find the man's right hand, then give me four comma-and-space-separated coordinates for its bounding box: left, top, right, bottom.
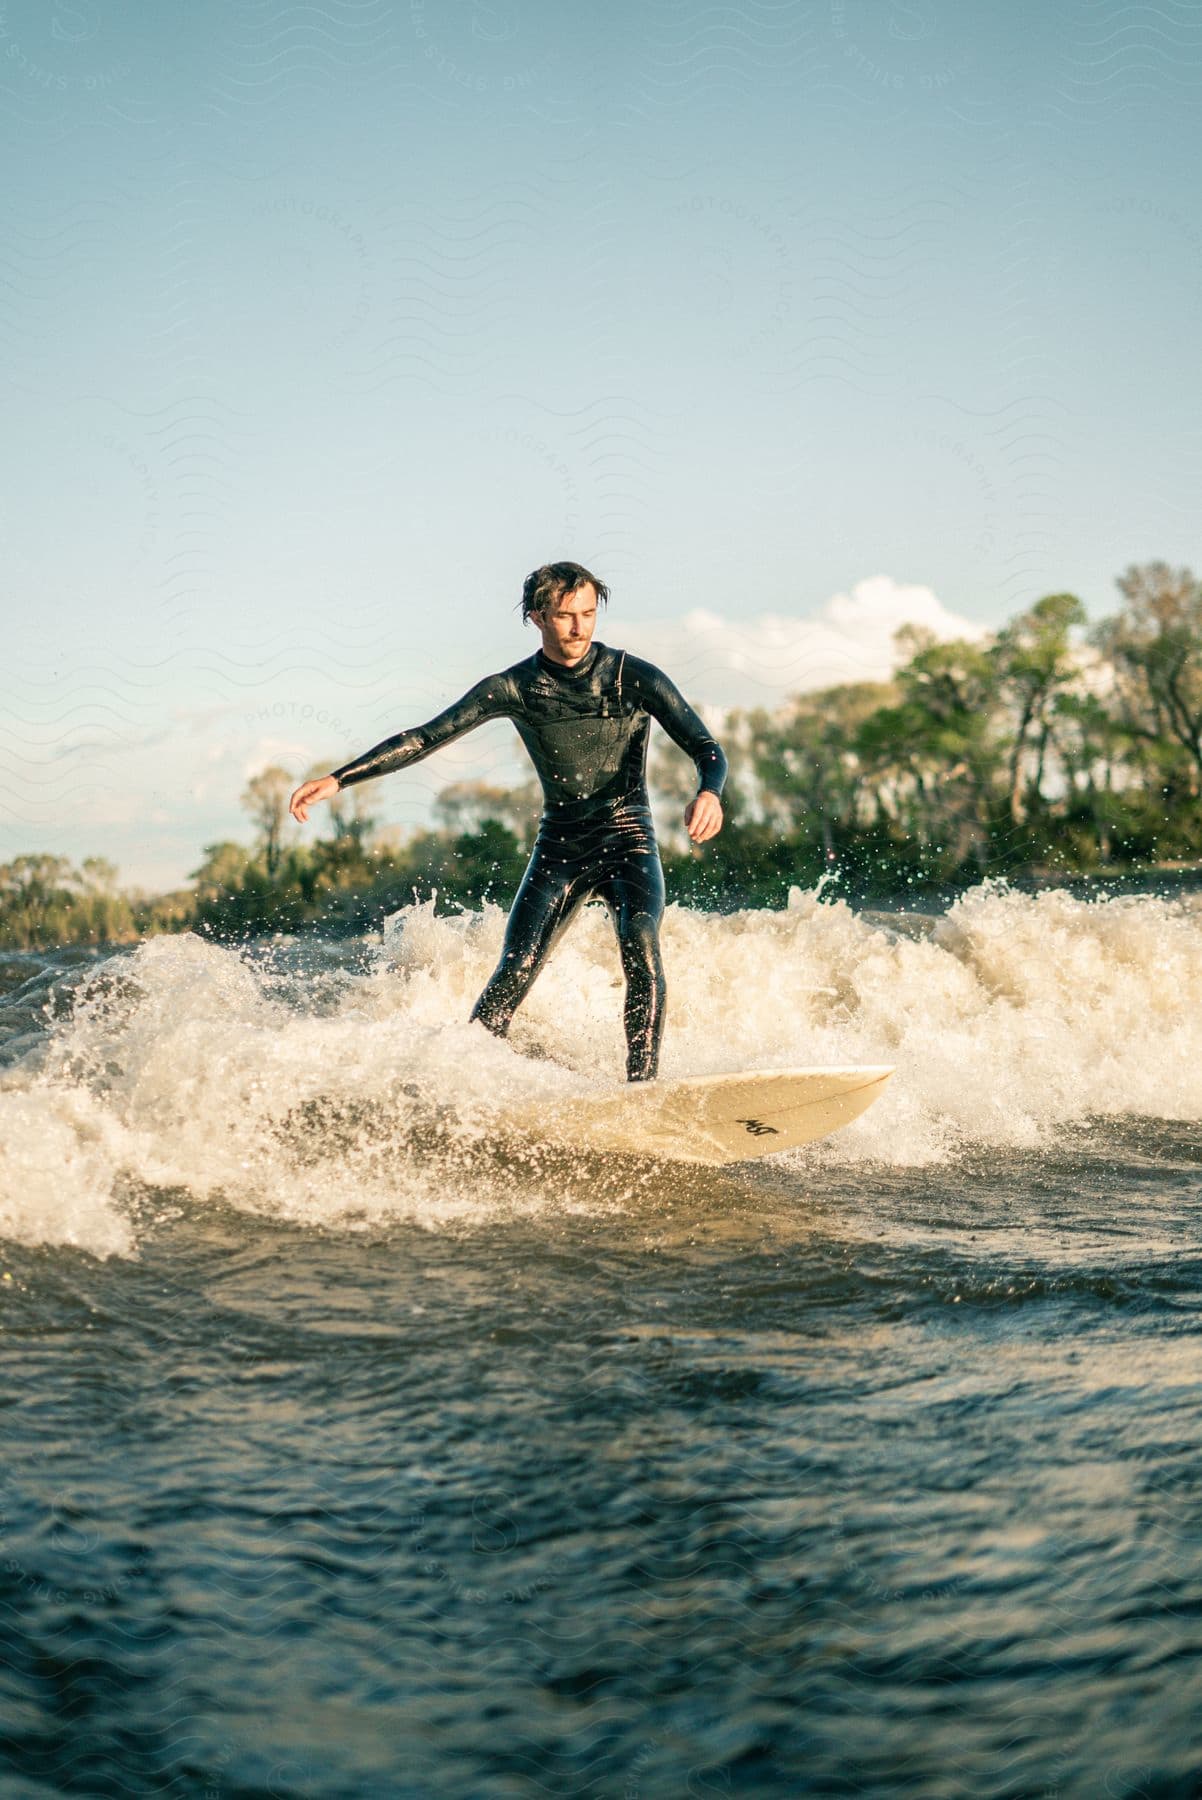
289, 774, 340, 823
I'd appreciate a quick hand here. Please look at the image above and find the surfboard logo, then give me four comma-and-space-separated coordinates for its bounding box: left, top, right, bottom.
737, 1117, 780, 1137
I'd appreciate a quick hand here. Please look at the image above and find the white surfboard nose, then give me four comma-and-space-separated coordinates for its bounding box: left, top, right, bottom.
507, 1064, 896, 1166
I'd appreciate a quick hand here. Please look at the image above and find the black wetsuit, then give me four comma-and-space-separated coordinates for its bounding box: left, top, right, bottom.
330, 643, 727, 1080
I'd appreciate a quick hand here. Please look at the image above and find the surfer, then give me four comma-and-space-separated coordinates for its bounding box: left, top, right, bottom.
289, 562, 727, 1080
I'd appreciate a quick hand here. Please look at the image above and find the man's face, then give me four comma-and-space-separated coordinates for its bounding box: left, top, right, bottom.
532, 582, 598, 666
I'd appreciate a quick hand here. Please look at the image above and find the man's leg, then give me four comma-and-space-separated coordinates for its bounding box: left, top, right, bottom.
470, 846, 587, 1039
600, 852, 667, 1082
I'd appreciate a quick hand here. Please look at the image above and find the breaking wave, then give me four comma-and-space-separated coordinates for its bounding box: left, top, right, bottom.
2, 881, 1199, 1258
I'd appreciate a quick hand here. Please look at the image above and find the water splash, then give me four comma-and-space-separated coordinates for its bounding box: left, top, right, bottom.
1, 883, 1199, 1257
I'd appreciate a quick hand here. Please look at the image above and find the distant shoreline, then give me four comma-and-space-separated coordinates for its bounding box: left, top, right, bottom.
3, 859, 1201, 963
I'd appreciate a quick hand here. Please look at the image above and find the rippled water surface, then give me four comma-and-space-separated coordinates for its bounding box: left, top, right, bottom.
2, 888, 1200, 1796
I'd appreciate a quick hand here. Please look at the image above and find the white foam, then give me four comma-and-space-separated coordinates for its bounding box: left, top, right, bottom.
0, 1083, 135, 1259
2, 884, 1199, 1257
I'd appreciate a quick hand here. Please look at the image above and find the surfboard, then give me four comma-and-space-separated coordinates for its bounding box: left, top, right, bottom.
508, 1065, 894, 1166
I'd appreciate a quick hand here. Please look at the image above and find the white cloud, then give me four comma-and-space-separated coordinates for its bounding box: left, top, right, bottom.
241, 736, 314, 779
619, 575, 986, 708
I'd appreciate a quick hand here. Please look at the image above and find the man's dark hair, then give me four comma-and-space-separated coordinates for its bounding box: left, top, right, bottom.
520, 561, 610, 623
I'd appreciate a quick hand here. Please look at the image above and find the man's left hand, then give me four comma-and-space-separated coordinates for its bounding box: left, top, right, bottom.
684, 792, 724, 844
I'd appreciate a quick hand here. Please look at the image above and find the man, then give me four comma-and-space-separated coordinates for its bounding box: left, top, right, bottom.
289, 561, 726, 1080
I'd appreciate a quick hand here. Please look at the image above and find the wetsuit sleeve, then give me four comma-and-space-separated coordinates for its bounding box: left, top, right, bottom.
330, 676, 516, 789
627, 658, 728, 797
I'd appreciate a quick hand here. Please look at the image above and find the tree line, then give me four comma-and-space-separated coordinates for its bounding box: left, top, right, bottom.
3, 561, 1201, 951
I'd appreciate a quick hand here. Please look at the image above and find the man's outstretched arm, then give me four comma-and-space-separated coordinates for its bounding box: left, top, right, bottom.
289, 676, 513, 823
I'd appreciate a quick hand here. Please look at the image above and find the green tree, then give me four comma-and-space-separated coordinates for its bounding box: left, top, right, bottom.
0, 854, 76, 946
81, 856, 120, 893
433, 778, 540, 845
0, 854, 137, 949
992, 592, 1087, 823
748, 682, 894, 855
881, 628, 1003, 873
1097, 561, 1202, 794
240, 765, 294, 878
1048, 689, 1129, 863
190, 841, 254, 898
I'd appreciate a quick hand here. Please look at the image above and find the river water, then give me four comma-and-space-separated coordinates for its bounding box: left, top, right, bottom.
1, 884, 1200, 1797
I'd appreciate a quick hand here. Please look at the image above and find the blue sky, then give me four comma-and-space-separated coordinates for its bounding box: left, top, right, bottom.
3, 0, 1200, 888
